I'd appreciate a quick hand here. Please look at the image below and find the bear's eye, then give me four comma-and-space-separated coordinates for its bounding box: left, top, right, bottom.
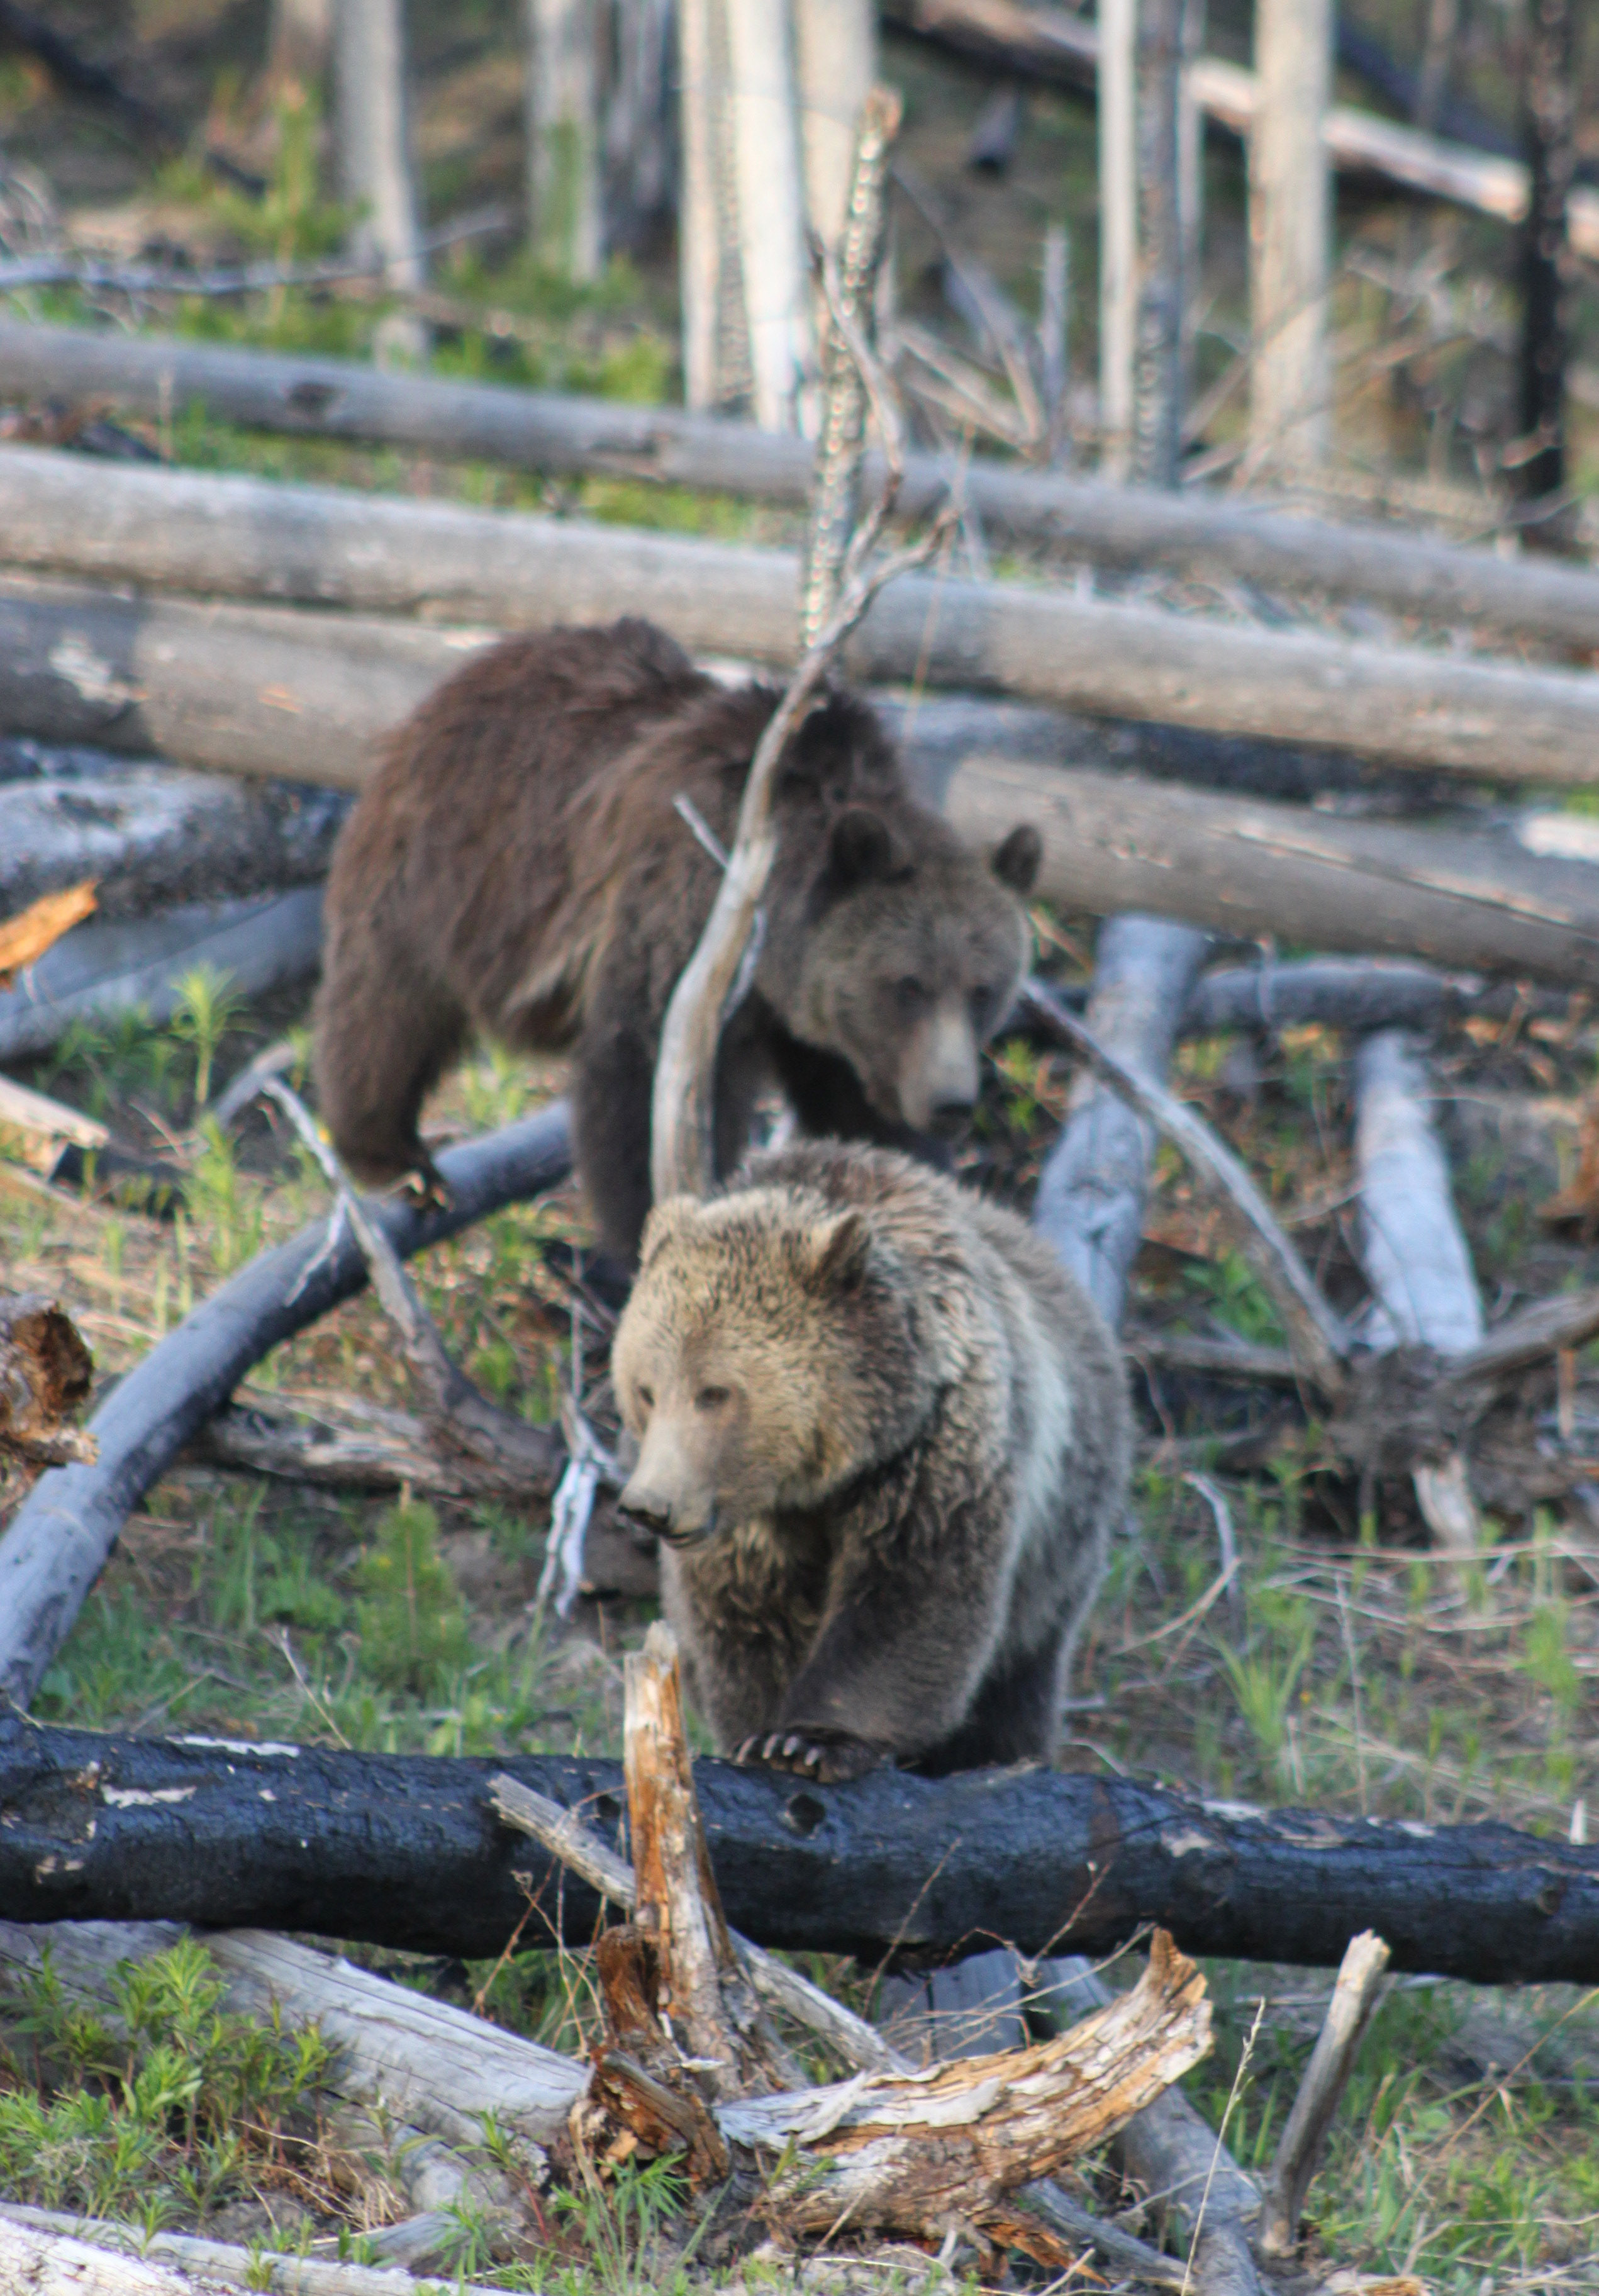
696, 1384, 730, 1412
637, 1384, 655, 1414
894, 975, 926, 1014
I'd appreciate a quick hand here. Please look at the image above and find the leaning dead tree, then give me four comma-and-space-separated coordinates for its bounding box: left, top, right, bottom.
651, 96, 956, 1202
0, 1104, 572, 1708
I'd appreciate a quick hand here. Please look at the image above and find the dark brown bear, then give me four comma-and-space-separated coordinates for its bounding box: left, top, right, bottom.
313, 619, 1041, 1264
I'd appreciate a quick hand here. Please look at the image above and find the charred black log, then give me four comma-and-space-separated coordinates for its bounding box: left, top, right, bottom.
2, 1715, 1597, 1984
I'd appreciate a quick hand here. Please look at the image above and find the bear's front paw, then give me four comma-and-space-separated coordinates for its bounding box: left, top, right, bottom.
398, 1152, 450, 1213
734, 1729, 885, 1784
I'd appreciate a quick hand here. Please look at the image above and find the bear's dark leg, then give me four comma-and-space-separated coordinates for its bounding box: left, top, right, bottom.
312, 946, 466, 1190
765, 1022, 952, 1169
571, 1019, 657, 1266
912, 1634, 1065, 1776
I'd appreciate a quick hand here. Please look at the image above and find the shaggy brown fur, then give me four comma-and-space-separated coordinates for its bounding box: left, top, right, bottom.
612, 1141, 1131, 1781
312, 619, 1040, 1263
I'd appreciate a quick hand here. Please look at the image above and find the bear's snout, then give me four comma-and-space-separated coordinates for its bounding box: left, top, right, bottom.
617, 1478, 718, 1547
902, 1002, 980, 1131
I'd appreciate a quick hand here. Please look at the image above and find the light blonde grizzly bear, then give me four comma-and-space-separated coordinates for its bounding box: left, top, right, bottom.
612, 1140, 1130, 1782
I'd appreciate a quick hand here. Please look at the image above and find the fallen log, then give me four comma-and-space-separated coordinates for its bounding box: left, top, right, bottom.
4, 1715, 1598, 1981
8, 320, 1599, 651
1033, 916, 1208, 1327
945, 759, 1599, 990
1183, 956, 1479, 1036
7, 460, 1599, 783
0, 890, 326, 1063
7, 581, 1599, 986
0, 1100, 572, 1710
1044, 1958, 1262, 2296
0, 1917, 585, 2153
1352, 1031, 1485, 1548
0, 756, 348, 921
0, 2210, 531, 2296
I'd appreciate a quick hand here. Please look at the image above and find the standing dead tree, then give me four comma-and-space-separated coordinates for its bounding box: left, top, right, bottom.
333, 0, 423, 294
526, 0, 603, 281
1516, 0, 1575, 530
1248, 0, 1332, 468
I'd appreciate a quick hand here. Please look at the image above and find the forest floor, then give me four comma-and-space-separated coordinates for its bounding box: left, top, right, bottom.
3, 1, 1599, 2290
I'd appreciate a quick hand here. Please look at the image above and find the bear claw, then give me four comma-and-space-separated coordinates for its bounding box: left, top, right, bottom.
734, 1730, 883, 1784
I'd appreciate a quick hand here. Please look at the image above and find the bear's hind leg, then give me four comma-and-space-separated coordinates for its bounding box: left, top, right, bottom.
572, 1019, 657, 1265
911, 1633, 1065, 1776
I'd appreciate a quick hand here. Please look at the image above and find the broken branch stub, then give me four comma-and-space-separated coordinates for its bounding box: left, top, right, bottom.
622, 1621, 796, 2097
1260, 1929, 1390, 2256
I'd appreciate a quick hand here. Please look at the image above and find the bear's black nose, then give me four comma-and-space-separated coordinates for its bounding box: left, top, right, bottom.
618, 1497, 672, 1539
931, 1096, 976, 1128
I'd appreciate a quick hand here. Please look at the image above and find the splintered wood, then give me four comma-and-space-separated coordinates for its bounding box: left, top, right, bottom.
0, 881, 96, 987
0, 1294, 96, 1468
727, 1930, 1212, 2240
574, 1621, 1212, 2253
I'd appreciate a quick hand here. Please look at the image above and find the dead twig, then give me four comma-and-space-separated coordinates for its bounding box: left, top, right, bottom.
257, 1077, 561, 1498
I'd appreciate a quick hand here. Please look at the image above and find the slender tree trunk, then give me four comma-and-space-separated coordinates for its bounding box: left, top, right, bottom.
1132, 0, 1186, 486
1096, 0, 1135, 477
1248, 0, 1332, 467
269, 0, 333, 90
525, 0, 603, 281
676, 0, 752, 412
725, 0, 811, 430
1517, 0, 1574, 520
604, 0, 674, 251
333, 0, 423, 288
792, 0, 878, 246
1176, 0, 1205, 403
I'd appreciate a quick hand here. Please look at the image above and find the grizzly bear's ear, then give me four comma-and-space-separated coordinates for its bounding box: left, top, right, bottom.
639, 1196, 704, 1270
799, 1209, 872, 1291
991, 824, 1042, 895
827, 808, 897, 888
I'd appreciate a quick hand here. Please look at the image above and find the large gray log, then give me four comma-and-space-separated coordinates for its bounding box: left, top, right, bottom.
1044, 1957, 1262, 2296
0, 759, 347, 921
945, 758, 1599, 989
0, 890, 325, 1062
1033, 916, 1209, 1331
0, 1102, 572, 1710
0, 1918, 586, 2149
1354, 1033, 1483, 1357
3, 315, 1599, 644
6, 580, 1599, 987
4, 459, 1599, 781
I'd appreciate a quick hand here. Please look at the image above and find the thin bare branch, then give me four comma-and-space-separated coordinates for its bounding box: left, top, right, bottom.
1022, 980, 1352, 1397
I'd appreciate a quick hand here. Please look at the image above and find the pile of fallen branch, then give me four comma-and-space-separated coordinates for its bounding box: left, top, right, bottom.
0, 1623, 1426, 2293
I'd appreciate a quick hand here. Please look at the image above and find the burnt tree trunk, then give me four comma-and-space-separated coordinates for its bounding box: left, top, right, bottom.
3, 1716, 1598, 1983
1517, 0, 1574, 525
